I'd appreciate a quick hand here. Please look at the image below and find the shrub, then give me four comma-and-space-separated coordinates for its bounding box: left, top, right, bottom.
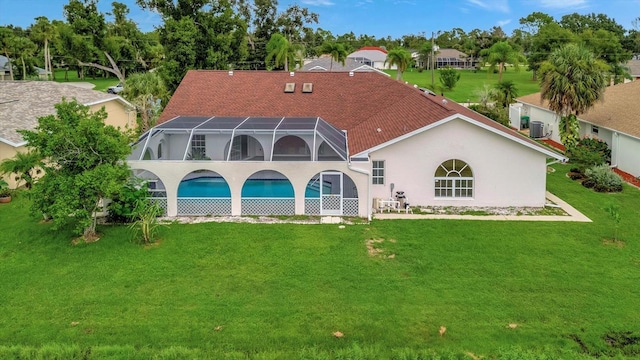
468, 104, 510, 127
129, 199, 164, 244
108, 178, 149, 223
584, 164, 623, 192
569, 137, 611, 171
568, 172, 585, 180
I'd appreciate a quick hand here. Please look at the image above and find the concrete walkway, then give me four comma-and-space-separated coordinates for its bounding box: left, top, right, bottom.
373, 192, 591, 222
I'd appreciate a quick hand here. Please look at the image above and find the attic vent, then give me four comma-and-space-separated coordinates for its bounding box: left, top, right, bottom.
228, 70, 233, 76
349, 71, 354, 77
284, 83, 295, 93
302, 83, 313, 93
289, 72, 295, 77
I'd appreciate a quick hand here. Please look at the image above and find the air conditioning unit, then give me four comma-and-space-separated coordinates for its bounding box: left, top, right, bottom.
530, 121, 544, 138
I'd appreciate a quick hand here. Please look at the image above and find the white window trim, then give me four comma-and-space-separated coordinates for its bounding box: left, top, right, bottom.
372, 160, 385, 185
434, 160, 474, 199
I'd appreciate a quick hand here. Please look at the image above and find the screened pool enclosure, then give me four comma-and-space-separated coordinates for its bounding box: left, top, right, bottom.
128, 116, 366, 217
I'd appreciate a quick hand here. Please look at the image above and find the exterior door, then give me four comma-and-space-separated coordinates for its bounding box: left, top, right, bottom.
320, 172, 342, 215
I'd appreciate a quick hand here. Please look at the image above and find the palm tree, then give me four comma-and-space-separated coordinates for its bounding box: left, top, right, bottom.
320, 42, 347, 71
0, 27, 16, 80
12, 37, 37, 79
385, 47, 412, 81
539, 43, 608, 151
30, 17, 56, 80
265, 33, 303, 72
0, 151, 43, 189
480, 41, 525, 82
493, 80, 519, 108
122, 72, 169, 134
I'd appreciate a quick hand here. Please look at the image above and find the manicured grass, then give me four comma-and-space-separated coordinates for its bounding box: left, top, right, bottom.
53, 69, 119, 92
385, 68, 541, 103
1, 165, 639, 358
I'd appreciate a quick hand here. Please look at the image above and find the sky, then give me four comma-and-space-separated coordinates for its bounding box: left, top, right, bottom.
0, 0, 638, 38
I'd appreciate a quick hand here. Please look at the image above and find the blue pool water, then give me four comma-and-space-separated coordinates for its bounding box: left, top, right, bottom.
177, 177, 323, 198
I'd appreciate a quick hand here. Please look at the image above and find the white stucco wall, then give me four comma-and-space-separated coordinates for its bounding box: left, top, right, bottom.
368, 118, 549, 207
616, 133, 640, 177
128, 160, 370, 217
520, 103, 560, 142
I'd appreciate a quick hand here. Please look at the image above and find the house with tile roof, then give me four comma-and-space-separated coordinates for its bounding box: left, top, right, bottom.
300, 56, 390, 77
0, 81, 136, 188
347, 46, 396, 70
513, 80, 640, 177
412, 48, 479, 70
129, 70, 565, 219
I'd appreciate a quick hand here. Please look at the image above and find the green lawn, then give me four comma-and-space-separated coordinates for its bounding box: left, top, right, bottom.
385, 68, 541, 103
1, 165, 639, 359
53, 69, 119, 92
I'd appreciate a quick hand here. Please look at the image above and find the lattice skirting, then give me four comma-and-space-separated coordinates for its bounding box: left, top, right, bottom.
149, 197, 168, 216
305, 198, 321, 215
343, 198, 359, 216
242, 198, 295, 215
305, 198, 359, 216
177, 198, 232, 215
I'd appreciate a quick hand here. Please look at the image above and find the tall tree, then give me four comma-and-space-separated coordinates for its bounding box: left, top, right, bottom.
526, 22, 576, 80
320, 42, 347, 71
265, 33, 302, 71
30, 17, 56, 80
385, 47, 412, 81
539, 44, 608, 151
480, 41, 525, 82
12, 36, 37, 79
137, 0, 248, 92
581, 29, 632, 83
122, 72, 169, 134
19, 100, 131, 239
0, 27, 16, 80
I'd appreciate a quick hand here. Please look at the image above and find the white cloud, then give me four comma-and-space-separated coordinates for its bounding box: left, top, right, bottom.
497, 19, 512, 27
466, 0, 510, 13
538, 0, 588, 9
300, 0, 335, 5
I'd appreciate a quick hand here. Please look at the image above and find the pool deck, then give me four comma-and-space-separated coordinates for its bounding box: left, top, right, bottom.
373, 192, 591, 222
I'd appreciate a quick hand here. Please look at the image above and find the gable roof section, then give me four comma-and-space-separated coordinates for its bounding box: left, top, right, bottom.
435, 48, 469, 59
347, 47, 388, 62
0, 81, 131, 146
300, 57, 390, 76
160, 70, 563, 159
517, 80, 640, 139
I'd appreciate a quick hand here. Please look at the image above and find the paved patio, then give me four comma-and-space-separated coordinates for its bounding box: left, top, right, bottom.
373, 192, 591, 222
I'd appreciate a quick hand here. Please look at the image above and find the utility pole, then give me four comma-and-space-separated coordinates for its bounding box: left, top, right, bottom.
431, 32, 435, 88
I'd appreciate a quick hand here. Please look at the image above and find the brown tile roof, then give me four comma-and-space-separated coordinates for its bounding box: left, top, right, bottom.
0, 81, 124, 145
160, 70, 560, 156
517, 80, 640, 139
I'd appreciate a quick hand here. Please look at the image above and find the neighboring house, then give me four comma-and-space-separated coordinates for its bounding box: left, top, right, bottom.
128, 70, 564, 219
0, 55, 51, 80
412, 48, 479, 70
300, 56, 390, 77
347, 46, 396, 70
0, 81, 136, 188
626, 59, 640, 80
512, 80, 640, 177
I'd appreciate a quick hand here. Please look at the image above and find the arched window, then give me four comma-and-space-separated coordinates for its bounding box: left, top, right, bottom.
434, 159, 473, 198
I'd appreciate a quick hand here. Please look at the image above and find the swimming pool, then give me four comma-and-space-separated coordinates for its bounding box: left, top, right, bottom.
177, 177, 324, 198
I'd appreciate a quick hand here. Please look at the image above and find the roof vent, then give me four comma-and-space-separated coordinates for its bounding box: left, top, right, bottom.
284, 83, 295, 93
349, 71, 354, 77
302, 83, 313, 93
442, 99, 448, 105
228, 71, 233, 76
289, 72, 295, 77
